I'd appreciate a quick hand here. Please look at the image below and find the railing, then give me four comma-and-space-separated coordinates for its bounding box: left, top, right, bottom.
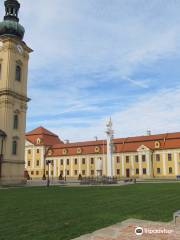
80, 176, 118, 185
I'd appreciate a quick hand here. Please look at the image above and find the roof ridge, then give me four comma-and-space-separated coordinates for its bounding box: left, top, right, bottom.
26, 126, 58, 137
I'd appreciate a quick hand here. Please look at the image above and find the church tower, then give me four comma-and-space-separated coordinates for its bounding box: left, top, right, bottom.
0, 0, 32, 185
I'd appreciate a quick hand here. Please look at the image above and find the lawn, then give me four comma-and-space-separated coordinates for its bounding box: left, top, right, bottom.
0, 183, 180, 240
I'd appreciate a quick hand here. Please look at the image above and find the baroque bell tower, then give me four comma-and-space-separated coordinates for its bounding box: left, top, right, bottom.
0, 0, 32, 185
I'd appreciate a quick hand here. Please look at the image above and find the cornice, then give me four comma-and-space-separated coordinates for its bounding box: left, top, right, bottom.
0, 89, 30, 102
2, 160, 25, 165
0, 43, 30, 60
0, 35, 33, 53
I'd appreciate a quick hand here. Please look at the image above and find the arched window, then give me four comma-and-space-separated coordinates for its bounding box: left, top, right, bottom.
15, 65, 21, 81
13, 114, 18, 129
12, 140, 17, 155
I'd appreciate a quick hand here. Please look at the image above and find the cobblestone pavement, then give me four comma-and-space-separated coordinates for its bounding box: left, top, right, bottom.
73, 219, 180, 240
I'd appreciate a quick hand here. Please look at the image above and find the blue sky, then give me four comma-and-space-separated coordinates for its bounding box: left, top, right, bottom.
1, 0, 180, 141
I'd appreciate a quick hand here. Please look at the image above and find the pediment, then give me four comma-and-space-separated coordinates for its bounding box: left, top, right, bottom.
25, 140, 34, 147
137, 144, 150, 152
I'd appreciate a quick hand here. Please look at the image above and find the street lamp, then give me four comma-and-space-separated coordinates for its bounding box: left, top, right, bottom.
42, 157, 46, 180
42, 147, 51, 180
65, 169, 67, 182
0, 130, 7, 178
46, 160, 52, 187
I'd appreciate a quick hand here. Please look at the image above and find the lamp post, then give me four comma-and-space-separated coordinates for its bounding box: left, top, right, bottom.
65, 169, 67, 182
42, 147, 50, 180
42, 157, 46, 180
46, 160, 52, 187
0, 130, 7, 179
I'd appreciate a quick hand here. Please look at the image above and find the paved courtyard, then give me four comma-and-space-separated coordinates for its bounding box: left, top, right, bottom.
73, 219, 180, 240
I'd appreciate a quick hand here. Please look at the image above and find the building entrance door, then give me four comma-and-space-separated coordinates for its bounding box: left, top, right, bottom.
126, 169, 130, 178
97, 170, 102, 177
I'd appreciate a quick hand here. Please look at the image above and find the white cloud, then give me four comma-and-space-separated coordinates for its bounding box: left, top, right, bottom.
15, 0, 180, 75
113, 87, 180, 137
35, 87, 180, 142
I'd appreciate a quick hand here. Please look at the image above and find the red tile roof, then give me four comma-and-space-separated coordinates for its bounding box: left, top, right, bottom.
26, 126, 63, 146
48, 132, 180, 157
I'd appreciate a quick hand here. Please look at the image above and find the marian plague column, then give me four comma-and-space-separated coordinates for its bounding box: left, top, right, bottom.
106, 118, 114, 177
0, 0, 32, 185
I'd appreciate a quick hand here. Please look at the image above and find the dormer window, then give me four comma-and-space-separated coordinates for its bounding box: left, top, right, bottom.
36, 138, 42, 145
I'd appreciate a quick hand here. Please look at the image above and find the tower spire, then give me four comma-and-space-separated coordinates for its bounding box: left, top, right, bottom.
4, 0, 20, 22
0, 0, 25, 40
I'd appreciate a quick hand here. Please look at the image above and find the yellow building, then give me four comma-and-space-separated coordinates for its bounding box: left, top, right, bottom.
25, 126, 180, 180
25, 127, 63, 180
0, 0, 32, 185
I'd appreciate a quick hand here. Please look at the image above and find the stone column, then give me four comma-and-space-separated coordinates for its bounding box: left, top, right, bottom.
112, 156, 116, 176
86, 157, 90, 176
32, 147, 35, 169
57, 159, 60, 178
103, 155, 106, 176
94, 157, 97, 176
162, 152, 166, 176
63, 159, 66, 178
70, 157, 73, 178
146, 152, 151, 177
41, 147, 44, 169
106, 119, 113, 177
139, 154, 142, 176
131, 155, 134, 176
174, 152, 178, 176
53, 159, 56, 178
78, 158, 81, 175
122, 154, 125, 177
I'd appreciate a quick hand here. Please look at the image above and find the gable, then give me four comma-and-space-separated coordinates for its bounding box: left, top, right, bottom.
137, 145, 150, 152
25, 140, 34, 147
